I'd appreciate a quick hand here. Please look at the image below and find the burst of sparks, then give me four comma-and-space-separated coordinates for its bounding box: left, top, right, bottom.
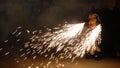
47, 23, 85, 50
0, 22, 102, 68
73, 24, 102, 58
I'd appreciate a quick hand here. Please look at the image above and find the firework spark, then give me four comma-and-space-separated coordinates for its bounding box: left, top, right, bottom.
0, 23, 102, 68
47, 23, 85, 50
73, 24, 102, 58
21, 23, 101, 59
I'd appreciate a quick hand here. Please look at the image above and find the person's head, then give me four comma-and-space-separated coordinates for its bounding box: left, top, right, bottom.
88, 13, 101, 25
88, 13, 101, 29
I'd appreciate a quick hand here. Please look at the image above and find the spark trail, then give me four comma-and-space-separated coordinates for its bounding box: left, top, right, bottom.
23, 23, 85, 60
0, 23, 102, 68
73, 24, 102, 58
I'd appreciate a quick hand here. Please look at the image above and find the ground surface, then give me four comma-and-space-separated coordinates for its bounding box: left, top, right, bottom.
0, 58, 120, 68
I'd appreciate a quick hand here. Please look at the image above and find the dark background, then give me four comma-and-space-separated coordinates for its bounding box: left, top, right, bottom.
0, 0, 120, 58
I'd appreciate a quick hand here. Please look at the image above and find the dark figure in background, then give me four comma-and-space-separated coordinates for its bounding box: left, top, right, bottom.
84, 13, 102, 60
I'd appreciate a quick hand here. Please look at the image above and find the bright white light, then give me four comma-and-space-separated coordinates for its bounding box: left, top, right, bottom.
36, 66, 39, 68
66, 23, 85, 37
20, 23, 101, 60
48, 23, 85, 51
2, 22, 102, 66
73, 24, 102, 57
28, 66, 31, 68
